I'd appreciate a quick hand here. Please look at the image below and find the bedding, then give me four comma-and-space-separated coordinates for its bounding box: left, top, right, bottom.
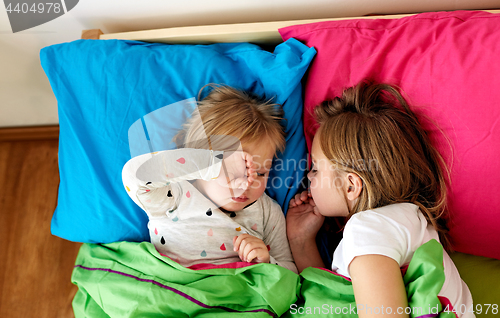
72, 239, 455, 318
279, 10, 500, 261
72, 242, 300, 317
40, 38, 315, 244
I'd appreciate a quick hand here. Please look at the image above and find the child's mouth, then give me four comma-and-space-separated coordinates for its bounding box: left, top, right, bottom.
231, 195, 248, 203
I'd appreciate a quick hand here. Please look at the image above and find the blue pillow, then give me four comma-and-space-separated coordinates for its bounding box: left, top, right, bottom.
40, 38, 315, 243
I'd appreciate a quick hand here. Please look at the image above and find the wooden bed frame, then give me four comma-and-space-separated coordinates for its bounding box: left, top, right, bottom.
82, 13, 417, 43
81, 10, 500, 43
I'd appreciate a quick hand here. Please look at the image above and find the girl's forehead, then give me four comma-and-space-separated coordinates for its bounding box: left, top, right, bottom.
243, 142, 275, 165
311, 133, 322, 155
311, 133, 330, 164
311, 146, 323, 159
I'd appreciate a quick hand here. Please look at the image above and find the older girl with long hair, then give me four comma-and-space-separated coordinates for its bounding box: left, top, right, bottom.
287, 81, 473, 317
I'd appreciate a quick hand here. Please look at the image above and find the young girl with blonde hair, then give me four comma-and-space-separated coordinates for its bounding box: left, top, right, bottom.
287, 80, 474, 317
123, 85, 297, 273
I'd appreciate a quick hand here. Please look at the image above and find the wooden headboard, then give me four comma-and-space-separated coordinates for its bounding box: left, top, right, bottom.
82, 14, 412, 43
82, 10, 500, 44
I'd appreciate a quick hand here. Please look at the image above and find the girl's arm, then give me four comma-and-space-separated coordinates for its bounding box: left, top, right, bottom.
288, 232, 324, 273
262, 199, 299, 274
349, 255, 410, 318
122, 150, 194, 218
122, 148, 224, 217
123, 147, 254, 217
135, 148, 224, 184
286, 191, 326, 272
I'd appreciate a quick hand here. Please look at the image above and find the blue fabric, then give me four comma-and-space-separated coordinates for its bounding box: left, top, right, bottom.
40, 39, 315, 243
128, 98, 197, 157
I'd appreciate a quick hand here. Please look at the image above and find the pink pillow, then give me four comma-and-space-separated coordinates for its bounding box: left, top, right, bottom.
280, 11, 500, 260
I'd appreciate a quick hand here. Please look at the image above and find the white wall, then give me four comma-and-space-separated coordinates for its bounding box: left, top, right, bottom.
1, 0, 498, 127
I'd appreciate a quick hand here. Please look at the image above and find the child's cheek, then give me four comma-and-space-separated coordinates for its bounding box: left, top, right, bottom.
309, 177, 317, 191
310, 178, 324, 201
251, 177, 267, 193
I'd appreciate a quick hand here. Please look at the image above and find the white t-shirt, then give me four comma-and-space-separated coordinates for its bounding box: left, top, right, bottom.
331, 203, 474, 318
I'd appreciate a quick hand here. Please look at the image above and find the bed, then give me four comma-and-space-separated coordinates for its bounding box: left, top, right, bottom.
41, 9, 500, 318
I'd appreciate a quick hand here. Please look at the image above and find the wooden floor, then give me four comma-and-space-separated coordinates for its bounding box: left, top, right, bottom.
0, 138, 82, 317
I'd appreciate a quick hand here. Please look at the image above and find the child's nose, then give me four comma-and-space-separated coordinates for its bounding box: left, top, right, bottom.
307, 171, 313, 180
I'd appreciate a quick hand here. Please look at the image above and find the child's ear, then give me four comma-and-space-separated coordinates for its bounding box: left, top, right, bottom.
346, 173, 362, 201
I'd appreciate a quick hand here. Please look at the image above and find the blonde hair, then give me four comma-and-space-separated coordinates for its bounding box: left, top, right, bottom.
315, 80, 452, 251
174, 84, 285, 155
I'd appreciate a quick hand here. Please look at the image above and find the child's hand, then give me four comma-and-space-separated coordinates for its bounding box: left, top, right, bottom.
289, 190, 312, 208
233, 234, 270, 264
286, 191, 325, 243
217, 151, 256, 191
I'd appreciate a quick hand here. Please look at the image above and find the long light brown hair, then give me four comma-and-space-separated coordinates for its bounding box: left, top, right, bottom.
174, 84, 285, 155
314, 80, 452, 251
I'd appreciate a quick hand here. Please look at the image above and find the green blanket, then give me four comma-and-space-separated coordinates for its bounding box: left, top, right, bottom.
72, 239, 455, 317
283, 239, 456, 318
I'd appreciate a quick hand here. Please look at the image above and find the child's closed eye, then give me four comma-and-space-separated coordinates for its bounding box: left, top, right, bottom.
310, 164, 317, 174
